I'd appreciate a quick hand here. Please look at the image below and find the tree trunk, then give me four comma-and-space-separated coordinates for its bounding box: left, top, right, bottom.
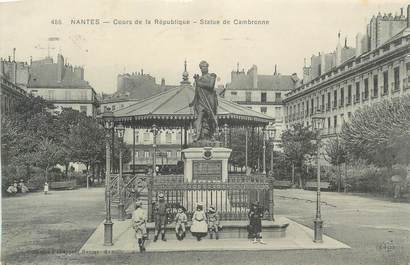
337, 164, 341, 192
65, 163, 69, 179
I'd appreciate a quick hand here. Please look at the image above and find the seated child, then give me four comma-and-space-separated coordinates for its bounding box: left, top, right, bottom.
207, 205, 220, 239
190, 202, 208, 241
174, 207, 188, 240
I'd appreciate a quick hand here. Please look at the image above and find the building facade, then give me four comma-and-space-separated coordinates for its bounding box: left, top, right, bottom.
284, 7, 410, 138
224, 64, 299, 135
26, 54, 99, 117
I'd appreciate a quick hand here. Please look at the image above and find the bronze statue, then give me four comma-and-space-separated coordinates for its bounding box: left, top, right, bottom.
190, 60, 218, 142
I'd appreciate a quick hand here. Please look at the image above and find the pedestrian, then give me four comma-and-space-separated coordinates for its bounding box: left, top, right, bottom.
44, 182, 49, 195
6, 183, 18, 194
153, 193, 168, 242
174, 206, 188, 240
19, 179, 29, 193
191, 202, 208, 241
132, 200, 147, 252
248, 201, 266, 244
207, 205, 220, 240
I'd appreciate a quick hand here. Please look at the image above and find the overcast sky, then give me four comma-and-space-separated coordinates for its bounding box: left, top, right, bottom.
0, 0, 408, 93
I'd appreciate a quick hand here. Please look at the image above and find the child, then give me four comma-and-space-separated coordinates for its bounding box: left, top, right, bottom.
248, 201, 266, 244
174, 206, 188, 240
207, 205, 220, 240
132, 200, 147, 252
153, 193, 168, 242
190, 202, 208, 241
44, 182, 49, 195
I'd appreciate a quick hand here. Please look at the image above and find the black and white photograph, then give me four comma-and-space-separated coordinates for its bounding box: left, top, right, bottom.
1, 0, 410, 264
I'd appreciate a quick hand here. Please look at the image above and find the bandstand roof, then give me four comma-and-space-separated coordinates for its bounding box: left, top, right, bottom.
111, 83, 274, 128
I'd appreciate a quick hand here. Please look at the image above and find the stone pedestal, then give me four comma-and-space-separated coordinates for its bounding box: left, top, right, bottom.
182, 146, 232, 182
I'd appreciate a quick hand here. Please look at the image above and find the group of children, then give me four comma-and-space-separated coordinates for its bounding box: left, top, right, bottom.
131, 192, 265, 252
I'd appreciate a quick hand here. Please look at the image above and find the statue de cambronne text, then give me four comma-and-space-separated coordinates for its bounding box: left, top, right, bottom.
190, 60, 218, 142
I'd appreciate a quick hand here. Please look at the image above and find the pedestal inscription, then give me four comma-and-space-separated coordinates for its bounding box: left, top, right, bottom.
193, 160, 222, 181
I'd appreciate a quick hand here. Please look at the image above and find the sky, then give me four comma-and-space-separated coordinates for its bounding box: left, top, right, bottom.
0, 0, 409, 94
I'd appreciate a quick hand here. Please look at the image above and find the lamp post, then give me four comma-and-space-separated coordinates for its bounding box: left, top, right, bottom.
262, 127, 266, 175
148, 124, 159, 222
224, 123, 229, 148
311, 110, 326, 243
267, 126, 277, 173
116, 124, 125, 221
102, 108, 114, 246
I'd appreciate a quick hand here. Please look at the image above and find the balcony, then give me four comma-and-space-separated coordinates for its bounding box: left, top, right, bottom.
354, 95, 360, 104
338, 99, 344, 108
362, 92, 369, 102
332, 101, 337, 110
371, 90, 378, 99
346, 97, 352, 106
325, 103, 330, 111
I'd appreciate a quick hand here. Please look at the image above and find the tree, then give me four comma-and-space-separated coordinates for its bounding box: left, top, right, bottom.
281, 123, 317, 187
324, 136, 347, 192
341, 95, 410, 172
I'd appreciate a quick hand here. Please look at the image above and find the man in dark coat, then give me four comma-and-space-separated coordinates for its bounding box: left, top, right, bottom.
153, 193, 168, 242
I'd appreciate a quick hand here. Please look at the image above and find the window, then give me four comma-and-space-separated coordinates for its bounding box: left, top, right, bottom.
383, 71, 389, 94
144, 151, 150, 158
143, 132, 150, 143
327, 117, 331, 128
245, 92, 252, 102
347, 85, 352, 104
166, 150, 172, 158
260, 106, 267, 114
310, 98, 314, 115
334, 115, 337, 128
275, 92, 282, 101
261, 92, 267, 103
79, 90, 87, 100
373, 75, 378, 97
165, 132, 172, 144
340, 88, 344, 106
306, 99, 309, 114
355, 82, 360, 102
333, 90, 337, 108
327, 92, 331, 110
394, 67, 400, 91
230, 91, 237, 96
135, 133, 140, 143
112, 105, 116, 111
134, 150, 139, 158
364, 78, 369, 100
348, 112, 352, 119
80, 105, 87, 114
321, 94, 325, 111
176, 150, 181, 158
48, 90, 55, 100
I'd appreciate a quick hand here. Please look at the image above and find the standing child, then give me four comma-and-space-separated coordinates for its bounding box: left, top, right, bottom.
248, 201, 266, 244
132, 200, 147, 252
153, 193, 168, 242
207, 205, 220, 239
174, 206, 188, 240
44, 182, 49, 195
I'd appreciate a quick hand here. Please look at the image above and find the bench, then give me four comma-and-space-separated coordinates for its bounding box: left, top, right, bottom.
145, 220, 289, 240
50, 180, 77, 190
304, 181, 330, 190
273, 180, 292, 189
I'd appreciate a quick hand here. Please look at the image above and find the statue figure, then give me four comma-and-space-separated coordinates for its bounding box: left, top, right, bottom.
190, 60, 218, 142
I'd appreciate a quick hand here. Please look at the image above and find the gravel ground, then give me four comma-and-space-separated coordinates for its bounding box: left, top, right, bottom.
2, 187, 410, 265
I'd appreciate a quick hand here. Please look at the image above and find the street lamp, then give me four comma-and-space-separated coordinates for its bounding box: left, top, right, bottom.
262, 127, 267, 175
267, 125, 277, 174
116, 123, 125, 221
102, 108, 114, 246
148, 124, 159, 222
311, 109, 326, 243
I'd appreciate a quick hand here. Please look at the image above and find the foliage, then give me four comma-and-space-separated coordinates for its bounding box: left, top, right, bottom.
281, 123, 317, 186
324, 136, 347, 166
1, 96, 106, 190
341, 96, 410, 169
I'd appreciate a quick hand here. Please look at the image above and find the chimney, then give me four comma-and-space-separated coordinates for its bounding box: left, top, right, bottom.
12, 60, 17, 84
161, 78, 165, 86
141, 69, 144, 75
252, 65, 258, 89
274, 64, 277, 75
0, 58, 4, 77
407, 4, 410, 27
30, 56, 32, 65
355, 33, 363, 57
12, 48, 16, 61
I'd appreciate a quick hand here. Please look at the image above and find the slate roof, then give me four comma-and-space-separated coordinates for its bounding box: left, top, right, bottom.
227, 74, 297, 91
